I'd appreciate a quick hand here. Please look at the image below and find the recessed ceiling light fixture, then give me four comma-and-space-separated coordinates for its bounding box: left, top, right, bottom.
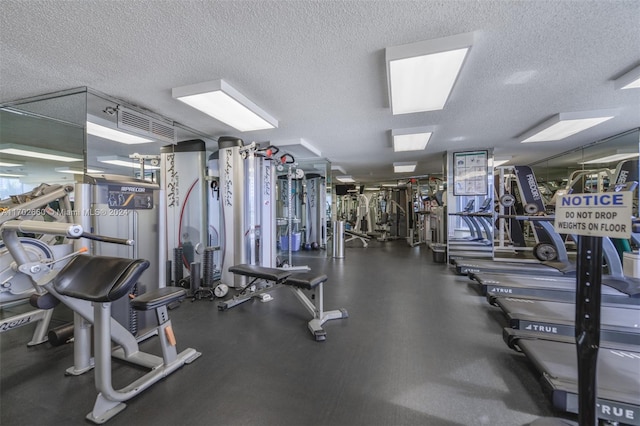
386, 32, 474, 114
493, 156, 512, 167
0, 172, 25, 178
55, 167, 105, 175
520, 110, 616, 143
172, 79, 278, 132
0, 160, 23, 167
393, 162, 417, 173
392, 127, 434, 152
97, 155, 161, 170
86, 121, 153, 144
0, 144, 82, 162
579, 151, 639, 165
336, 175, 356, 183
614, 65, 640, 90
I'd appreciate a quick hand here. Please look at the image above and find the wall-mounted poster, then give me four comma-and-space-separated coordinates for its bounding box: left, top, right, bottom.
453, 150, 488, 196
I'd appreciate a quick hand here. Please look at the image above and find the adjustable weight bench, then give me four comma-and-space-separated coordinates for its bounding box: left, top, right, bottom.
220, 264, 348, 341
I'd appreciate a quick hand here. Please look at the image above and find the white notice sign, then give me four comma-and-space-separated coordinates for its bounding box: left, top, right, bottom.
554, 192, 633, 239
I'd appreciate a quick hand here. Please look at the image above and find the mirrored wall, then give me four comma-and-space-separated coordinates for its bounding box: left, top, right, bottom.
0, 88, 87, 199
531, 128, 639, 213
0, 88, 208, 200
275, 158, 331, 259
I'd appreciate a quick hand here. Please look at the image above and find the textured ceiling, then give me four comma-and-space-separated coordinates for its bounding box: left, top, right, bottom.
1, 0, 639, 183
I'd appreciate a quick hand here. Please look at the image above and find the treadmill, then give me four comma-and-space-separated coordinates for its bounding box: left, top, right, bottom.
459, 180, 640, 276
470, 236, 640, 305
503, 329, 640, 426
448, 198, 494, 250
454, 216, 575, 275
495, 296, 640, 345
478, 273, 640, 305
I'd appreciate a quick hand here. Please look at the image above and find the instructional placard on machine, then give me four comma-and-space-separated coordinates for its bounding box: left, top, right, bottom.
453, 150, 488, 196
107, 185, 154, 210
554, 192, 632, 239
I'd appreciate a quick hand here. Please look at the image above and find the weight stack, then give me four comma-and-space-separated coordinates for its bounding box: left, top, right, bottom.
173, 247, 184, 284
203, 247, 216, 287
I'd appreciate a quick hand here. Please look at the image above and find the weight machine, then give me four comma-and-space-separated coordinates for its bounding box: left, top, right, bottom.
0, 184, 76, 346
1, 213, 200, 424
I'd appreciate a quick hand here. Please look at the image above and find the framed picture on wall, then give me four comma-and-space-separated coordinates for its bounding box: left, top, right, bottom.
453, 150, 488, 196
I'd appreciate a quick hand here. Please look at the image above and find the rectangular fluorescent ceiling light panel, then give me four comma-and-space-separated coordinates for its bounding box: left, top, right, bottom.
580, 152, 639, 164
97, 156, 160, 170
493, 156, 512, 167
0, 160, 23, 167
87, 121, 153, 144
336, 175, 355, 183
520, 110, 616, 143
392, 127, 434, 152
614, 65, 640, 90
55, 167, 105, 174
393, 162, 417, 173
0, 173, 25, 177
0, 144, 82, 162
386, 32, 473, 114
172, 79, 278, 132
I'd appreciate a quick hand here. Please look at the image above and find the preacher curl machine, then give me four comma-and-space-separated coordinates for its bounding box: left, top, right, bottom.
1, 209, 200, 423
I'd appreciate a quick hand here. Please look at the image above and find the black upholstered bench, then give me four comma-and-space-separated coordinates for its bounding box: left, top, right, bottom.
228, 264, 293, 283
222, 264, 348, 341
283, 272, 328, 290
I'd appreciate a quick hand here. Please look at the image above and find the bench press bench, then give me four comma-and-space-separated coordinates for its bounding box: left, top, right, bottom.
220, 264, 348, 341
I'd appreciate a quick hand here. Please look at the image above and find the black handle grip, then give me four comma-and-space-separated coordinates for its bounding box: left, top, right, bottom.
81, 232, 134, 246
280, 153, 295, 164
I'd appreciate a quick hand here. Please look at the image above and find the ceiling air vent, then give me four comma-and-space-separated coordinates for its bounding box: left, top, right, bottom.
118, 107, 176, 143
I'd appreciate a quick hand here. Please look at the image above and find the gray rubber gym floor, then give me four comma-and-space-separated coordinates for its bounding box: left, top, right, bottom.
1, 240, 568, 425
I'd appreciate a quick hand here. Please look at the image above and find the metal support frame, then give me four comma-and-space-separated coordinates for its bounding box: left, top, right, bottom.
88, 301, 199, 424
217, 278, 277, 310
289, 284, 349, 341
0, 308, 53, 346
218, 276, 348, 341
576, 235, 602, 426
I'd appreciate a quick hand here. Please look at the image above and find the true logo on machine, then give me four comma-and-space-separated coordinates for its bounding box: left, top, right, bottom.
490, 287, 512, 294
596, 402, 636, 421
524, 323, 557, 333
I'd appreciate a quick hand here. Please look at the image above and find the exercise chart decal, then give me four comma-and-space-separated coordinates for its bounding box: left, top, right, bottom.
453, 150, 488, 196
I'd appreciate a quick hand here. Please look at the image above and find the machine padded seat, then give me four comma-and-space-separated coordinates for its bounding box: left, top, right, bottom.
284, 273, 328, 290
53, 255, 150, 302
131, 287, 186, 311
228, 264, 292, 282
